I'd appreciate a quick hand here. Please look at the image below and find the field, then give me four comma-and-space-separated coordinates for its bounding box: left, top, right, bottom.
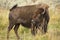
0, 8, 60, 40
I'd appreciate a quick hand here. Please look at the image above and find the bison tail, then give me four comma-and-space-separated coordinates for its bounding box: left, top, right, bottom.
10, 4, 17, 11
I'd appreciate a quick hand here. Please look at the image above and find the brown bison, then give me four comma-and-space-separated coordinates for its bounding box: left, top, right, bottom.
7, 4, 49, 40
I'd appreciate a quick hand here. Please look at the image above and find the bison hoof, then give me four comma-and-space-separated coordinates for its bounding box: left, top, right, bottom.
31, 31, 36, 35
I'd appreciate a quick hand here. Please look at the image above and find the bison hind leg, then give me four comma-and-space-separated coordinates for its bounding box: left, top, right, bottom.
7, 21, 15, 40
14, 23, 20, 40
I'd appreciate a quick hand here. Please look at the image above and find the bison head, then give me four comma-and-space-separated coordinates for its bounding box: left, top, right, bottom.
32, 4, 49, 26
31, 6, 49, 35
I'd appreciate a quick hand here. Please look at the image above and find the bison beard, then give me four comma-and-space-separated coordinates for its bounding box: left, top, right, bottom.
7, 4, 49, 40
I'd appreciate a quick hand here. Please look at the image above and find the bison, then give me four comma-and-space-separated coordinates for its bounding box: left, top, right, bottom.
7, 4, 49, 40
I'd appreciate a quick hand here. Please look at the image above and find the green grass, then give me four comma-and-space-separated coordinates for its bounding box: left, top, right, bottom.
0, 8, 60, 40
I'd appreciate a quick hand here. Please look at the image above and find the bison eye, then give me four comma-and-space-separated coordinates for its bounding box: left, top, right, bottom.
37, 14, 42, 18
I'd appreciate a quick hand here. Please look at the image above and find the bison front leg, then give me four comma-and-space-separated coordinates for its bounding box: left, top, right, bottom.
42, 21, 48, 34
42, 18, 48, 34
41, 18, 46, 34
31, 23, 36, 35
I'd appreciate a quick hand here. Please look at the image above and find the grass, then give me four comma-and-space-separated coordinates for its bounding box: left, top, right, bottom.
0, 8, 60, 40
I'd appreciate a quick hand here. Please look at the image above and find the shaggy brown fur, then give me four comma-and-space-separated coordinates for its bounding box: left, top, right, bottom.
7, 4, 49, 40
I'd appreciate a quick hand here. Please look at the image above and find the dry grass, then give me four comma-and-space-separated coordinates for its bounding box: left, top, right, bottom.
0, 8, 60, 40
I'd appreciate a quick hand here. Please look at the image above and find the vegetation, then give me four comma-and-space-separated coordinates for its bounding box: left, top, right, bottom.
0, 0, 60, 40
0, 6, 60, 40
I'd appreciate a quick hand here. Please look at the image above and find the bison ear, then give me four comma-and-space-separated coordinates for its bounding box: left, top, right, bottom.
42, 9, 45, 14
